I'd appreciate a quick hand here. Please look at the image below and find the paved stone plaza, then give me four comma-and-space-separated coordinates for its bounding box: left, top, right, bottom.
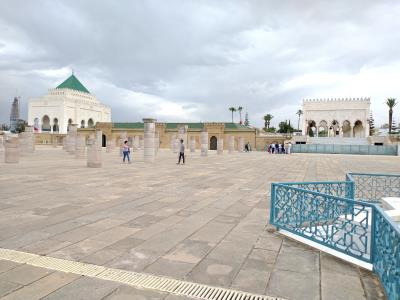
0, 147, 399, 300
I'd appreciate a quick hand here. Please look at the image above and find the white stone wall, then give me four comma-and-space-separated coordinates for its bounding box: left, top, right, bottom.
28, 88, 111, 134
302, 98, 370, 138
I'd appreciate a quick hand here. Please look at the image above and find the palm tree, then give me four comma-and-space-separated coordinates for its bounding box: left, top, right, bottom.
296, 109, 303, 131
263, 114, 273, 130
229, 107, 237, 123
386, 98, 397, 133
237, 106, 243, 124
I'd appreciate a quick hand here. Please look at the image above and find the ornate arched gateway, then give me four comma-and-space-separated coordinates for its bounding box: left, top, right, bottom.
210, 136, 217, 150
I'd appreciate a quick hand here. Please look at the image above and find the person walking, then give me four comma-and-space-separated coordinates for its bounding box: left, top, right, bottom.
122, 140, 131, 163
287, 142, 292, 154
177, 139, 185, 164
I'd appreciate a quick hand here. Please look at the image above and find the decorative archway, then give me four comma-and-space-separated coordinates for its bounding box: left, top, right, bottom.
342, 120, 351, 137
67, 118, 73, 132
330, 120, 340, 136
353, 120, 364, 138
42, 115, 51, 131
307, 120, 316, 137
52, 118, 59, 132
88, 118, 94, 128
81, 120, 85, 128
210, 136, 217, 150
318, 120, 328, 137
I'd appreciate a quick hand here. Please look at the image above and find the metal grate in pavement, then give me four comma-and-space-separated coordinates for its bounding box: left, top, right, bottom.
0, 248, 285, 300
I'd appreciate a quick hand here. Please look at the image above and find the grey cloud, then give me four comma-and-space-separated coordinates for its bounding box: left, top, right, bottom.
1, 0, 400, 127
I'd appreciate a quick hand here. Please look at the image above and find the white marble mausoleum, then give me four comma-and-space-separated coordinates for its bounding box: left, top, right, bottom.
302, 98, 370, 138
28, 74, 111, 134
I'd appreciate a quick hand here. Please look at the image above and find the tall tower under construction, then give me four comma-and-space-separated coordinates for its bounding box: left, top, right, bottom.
9, 97, 20, 132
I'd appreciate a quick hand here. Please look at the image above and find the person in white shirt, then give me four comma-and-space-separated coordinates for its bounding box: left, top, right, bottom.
177, 139, 185, 164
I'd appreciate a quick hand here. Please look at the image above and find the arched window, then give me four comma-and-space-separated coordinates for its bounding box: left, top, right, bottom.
88, 118, 94, 128
53, 118, 59, 132
342, 120, 351, 137
42, 115, 51, 131
67, 118, 73, 132
353, 120, 364, 138
210, 136, 217, 150
81, 120, 85, 128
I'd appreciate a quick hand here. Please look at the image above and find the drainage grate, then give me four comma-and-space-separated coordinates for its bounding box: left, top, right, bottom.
0, 248, 285, 300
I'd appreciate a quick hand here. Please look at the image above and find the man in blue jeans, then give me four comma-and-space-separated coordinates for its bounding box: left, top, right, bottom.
177, 139, 185, 165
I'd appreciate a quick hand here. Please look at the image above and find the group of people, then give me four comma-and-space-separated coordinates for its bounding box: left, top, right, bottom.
266, 143, 292, 154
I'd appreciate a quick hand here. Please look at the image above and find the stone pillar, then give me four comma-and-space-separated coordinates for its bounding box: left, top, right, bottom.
62, 136, 67, 150
87, 131, 102, 168
143, 118, 156, 162
52, 135, 57, 148
238, 137, 244, 152
119, 132, 127, 157
0, 136, 4, 152
174, 138, 180, 154
133, 136, 140, 151
170, 134, 176, 152
75, 134, 86, 159
5, 136, 19, 163
178, 125, 188, 147
190, 136, 196, 152
106, 137, 115, 153
228, 136, 235, 153
200, 130, 208, 157
217, 137, 224, 154
67, 125, 77, 154
155, 131, 160, 154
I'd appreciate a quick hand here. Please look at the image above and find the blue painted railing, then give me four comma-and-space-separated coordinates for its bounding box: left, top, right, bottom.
270, 173, 400, 300
346, 173, 400, 203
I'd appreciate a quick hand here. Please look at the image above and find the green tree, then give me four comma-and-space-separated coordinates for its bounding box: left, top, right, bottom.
229, 107, 237, 123
263, 114, 273, 130
277, 120, 294, 134
296, 109, 303, 130
14, 119, 28, 133
386, 98, 397, 134
237, 106, 243, 124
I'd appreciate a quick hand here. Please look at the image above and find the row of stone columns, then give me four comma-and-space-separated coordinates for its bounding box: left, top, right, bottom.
171, 133, 245, 154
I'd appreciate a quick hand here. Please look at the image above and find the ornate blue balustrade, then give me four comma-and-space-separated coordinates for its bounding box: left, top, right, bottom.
373, 206, 400, 300
346, 173, 400, 203
270, 173, 399, 300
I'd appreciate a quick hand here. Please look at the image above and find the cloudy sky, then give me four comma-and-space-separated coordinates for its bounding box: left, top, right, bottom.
1, 0, 400, 128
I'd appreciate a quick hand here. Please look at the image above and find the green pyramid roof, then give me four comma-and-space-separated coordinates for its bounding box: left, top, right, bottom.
56, 74, 90, 93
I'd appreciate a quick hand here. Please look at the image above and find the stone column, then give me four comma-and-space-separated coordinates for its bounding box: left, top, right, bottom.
217, 137, 224, 154
75, 134, 86, 158
0, 136, 4, 152
190, 136, 196, 152
200, 130, 208, 156
5, 136, 19, 163
106, 137, 115, 153
52, 135, 57, 148
87, 131, 102, 168
228, 136, 235, 153
67, 125, 77, 154
62, 136, 67, 150
133, 136, 140, 151
143, 118, 156, 162
170, 134, 176, 152
155, 131, 160, 154
119, 132, 127, 156
238, 137, 244, 152
178, 125, 188, 147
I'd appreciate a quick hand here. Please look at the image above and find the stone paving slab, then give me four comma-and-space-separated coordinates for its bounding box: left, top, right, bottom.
0, 147, 396, 299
